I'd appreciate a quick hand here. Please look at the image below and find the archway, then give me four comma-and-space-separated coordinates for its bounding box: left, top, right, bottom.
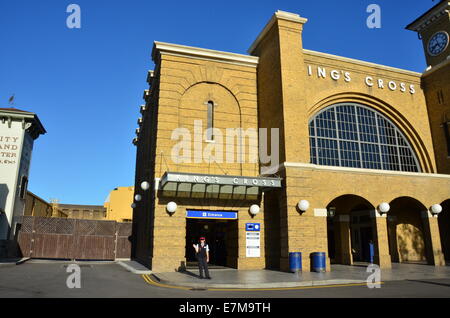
326, 195, 376, 265
438, 199, 450, 262
387, 197, 429, 264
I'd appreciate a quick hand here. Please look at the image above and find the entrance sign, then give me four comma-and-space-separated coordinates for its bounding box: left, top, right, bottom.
161, 172, 282, 188
186, 210, 237, 220
246, 223, 261, 258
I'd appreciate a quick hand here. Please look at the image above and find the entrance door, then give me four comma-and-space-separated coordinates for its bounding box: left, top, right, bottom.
186, 219, 236, 267
350, 211, 374, 263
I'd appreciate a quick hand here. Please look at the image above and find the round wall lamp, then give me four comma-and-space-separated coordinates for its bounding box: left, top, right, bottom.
249, 204, 260, 216
166, 201, 177, 214
135, 194, 142, 202
141, 181, 150, 191
378, 202, 390, 215
131, 203, 136, 209
297, 200, 310, 213
431, 204, 442, 215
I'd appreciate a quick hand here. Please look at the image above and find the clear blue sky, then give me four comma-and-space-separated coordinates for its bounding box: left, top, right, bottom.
0, 0, 435, 205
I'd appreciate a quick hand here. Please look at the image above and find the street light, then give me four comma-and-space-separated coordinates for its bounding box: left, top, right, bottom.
431, 204, 443, 215
378, 202, 390, 215
297, 200, 310, 212
141, 181, 150, 191
249, 204, 260, 216
166, 201, 177, 214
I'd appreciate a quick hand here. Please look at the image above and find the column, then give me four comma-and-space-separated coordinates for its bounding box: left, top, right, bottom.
421, 210, 445, 266
334, 215, 352, 265
370, 210, 392, 269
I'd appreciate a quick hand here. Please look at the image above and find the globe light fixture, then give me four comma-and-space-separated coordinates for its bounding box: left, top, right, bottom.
431, 204, 443, 215
249, 204, 260, 216
135, 194, 142, 202
298, 200, 310, 212
141, 181, 150, 191
131, 203, 136, 209
378, 202, 390, 215
166, 201, 177, 214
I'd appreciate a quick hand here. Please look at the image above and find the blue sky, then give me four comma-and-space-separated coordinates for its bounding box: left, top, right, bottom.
0, 0, 435, 205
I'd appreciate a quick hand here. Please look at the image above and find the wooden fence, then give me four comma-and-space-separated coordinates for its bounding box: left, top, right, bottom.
16, 216, 132, 260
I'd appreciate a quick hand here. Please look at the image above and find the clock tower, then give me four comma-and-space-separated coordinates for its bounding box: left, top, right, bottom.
407, 1, 450, 174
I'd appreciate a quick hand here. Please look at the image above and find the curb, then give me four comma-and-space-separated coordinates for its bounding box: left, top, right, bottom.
149, 273, 367, 289
118, 261, 153, 275
16, 257, 30, 265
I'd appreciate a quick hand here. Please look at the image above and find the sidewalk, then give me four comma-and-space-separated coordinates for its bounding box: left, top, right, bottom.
147, 263, 450, 289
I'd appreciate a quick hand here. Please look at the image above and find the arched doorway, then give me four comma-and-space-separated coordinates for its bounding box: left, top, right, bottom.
327, 195, 376, 265
387, 197, 428, 264
438, 199, 450, 263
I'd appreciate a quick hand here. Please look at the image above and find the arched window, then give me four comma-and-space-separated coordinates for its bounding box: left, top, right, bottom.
309, 103, 420, 172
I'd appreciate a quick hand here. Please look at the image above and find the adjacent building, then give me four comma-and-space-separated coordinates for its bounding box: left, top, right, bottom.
0, 107, 46, 241
104, 186, 134, 223
132, 3, 450, 272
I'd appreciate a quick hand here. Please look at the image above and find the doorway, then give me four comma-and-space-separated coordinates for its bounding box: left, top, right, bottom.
185, 218, 238, 268
350, 211, 374, 262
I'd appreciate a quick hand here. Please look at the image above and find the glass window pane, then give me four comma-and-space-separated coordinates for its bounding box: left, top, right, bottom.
308, 103, 420, 172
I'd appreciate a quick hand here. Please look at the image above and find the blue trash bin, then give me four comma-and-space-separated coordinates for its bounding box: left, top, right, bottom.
311, 252, 326, 272
289, 252, 302, 273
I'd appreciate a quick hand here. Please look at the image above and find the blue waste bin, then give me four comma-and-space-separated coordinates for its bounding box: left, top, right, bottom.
289, 252, 302, 273
311, 252, 326, 272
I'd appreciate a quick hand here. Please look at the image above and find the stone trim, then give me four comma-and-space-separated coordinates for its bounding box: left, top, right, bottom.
153, 41, 259, 68
406, 1, 450, 32
313, 208, 327, 217
248, 10, 308, 54
303, 49, 422, 78
281, 162, 450, 180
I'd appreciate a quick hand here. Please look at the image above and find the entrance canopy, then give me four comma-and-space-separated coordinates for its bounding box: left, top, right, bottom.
158, 172, 282, 199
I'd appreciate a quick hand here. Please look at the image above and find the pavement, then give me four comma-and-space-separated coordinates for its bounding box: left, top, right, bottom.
119, 260, 450, 289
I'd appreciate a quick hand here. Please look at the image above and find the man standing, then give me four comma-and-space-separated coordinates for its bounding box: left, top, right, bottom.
193, 237, 211, 279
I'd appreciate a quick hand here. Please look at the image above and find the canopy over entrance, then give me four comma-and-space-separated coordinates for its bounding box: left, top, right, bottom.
158, 171, 282, 200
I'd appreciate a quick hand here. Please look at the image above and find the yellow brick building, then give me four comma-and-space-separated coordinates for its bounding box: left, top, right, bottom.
132, 4, 450, 272
104, 186, 134, 223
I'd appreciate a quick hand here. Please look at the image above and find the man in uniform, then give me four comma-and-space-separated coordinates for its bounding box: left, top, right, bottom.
193, 237, 211, 279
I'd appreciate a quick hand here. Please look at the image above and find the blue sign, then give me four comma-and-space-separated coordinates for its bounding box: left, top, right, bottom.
186, 210, 238, 220
246, 223, 261, 231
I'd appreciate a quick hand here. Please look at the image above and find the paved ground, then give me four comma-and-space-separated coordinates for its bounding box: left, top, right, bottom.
150, 262, 450, 289
0, 260, 449, 298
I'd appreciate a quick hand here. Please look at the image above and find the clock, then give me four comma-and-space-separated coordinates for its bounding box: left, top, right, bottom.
427, 31, 449, 57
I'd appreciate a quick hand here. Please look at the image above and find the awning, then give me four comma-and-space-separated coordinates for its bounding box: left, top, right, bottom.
158, 172, 282, 199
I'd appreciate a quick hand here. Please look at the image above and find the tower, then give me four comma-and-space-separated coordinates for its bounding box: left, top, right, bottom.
407, 1, 450, 174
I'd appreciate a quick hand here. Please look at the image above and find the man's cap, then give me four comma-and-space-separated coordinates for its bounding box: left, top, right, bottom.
200, 237, 205, 240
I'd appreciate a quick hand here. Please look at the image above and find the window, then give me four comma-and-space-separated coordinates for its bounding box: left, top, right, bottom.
206, 100, 214, 141
309, 103, 420, 172
443, 121, 450, 157
19, 176, 28, 200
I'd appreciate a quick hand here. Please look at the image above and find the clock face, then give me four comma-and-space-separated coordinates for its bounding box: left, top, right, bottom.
427, 31, 449, 57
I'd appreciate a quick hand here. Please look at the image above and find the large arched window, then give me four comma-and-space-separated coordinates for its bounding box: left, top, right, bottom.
309, 103, 420, 172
